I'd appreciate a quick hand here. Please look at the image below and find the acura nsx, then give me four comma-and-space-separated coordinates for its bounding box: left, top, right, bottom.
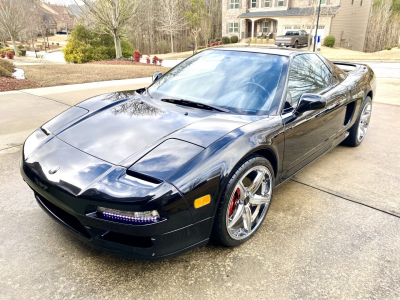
21, 48, 376, 260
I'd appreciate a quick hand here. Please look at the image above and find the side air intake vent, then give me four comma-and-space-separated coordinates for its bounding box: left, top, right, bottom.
344, 101, 356, 126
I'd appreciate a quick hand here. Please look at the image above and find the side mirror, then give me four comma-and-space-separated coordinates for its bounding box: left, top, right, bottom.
296, 93, 326, 114
152, 72, 162, 82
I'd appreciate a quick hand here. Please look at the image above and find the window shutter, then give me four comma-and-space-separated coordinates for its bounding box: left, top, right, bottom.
256, 0, 260, 7
226, 22, 229, 34
227, 0, 230, 10
239, 0, 242, 8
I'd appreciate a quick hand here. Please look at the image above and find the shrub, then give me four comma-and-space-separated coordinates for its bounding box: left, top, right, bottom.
52, 42, 54, 45
56, 43, 59, 46
207, 44, 210, 47
266, 37, 270, 42
260, 36, 264, 43
0, 53, 5, 58
222, 36, 231, 44
253, 37, 257, 43
384, 46, 392, 50
17, 45, 24, 49
146, 54, 150, 64
231, 35, 239, 43
6, 52, 14, 59
215, 38, 221, 42
121, 40, 133, 58
133, 50, 142, 62
64, 25, 115, 63
0, 66, 12, 77
0, 59, 14, 73
323, 35, 335, 47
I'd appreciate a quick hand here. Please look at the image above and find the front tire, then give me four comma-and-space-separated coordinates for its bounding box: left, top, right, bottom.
342, 97, 372, 147
211, 155, 274, 247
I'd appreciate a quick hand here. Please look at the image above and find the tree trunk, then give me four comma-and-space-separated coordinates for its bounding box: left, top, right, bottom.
11, 38, 19, 57
170, 33, 174, 53
114, 35, 122, 58
194, 35, 198, 53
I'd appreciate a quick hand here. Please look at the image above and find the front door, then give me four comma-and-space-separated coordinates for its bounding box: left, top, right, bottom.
281, 53, 348, 179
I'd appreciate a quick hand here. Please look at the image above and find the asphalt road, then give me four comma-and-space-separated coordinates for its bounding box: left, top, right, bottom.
0, 64, 400, 299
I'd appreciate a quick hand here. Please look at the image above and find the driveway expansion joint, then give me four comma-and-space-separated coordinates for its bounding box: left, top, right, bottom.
291, 179, 400, 219
19, 91, 72, 107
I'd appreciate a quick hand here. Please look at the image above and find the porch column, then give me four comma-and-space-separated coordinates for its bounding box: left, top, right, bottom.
251, 19, 255, 39
239, 19, 242, 40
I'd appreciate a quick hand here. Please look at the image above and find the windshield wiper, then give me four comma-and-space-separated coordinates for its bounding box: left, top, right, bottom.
161, 98, 230, 113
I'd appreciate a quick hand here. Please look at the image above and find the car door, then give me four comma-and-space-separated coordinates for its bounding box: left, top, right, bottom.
300, 30, 308, 44
281, 53, 348, 180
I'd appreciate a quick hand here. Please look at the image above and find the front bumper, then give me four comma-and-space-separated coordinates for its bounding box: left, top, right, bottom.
21, 161, 213, 260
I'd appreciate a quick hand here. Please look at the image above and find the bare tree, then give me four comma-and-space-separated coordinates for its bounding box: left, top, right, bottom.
0, 0, 31, 56
158, 0, 187, 53
298, 0, 338, 50
364, 0, 400, 52
200, 14, 212, 46
24, 4, 42, 56
75, 0, 138, 58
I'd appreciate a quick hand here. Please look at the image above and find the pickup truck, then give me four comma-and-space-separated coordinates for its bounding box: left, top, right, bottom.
275, 30, 309, 48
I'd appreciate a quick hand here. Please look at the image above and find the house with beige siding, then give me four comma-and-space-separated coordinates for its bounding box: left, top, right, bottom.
222, 0, 373, 51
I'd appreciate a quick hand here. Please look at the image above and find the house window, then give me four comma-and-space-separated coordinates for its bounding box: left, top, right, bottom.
251, 0, 257, 8
293, 25, 301, 29
229, 21, 239, 33
264, 0, 270, 6
262, 21, 269, 32
230, 0, 239, 9
278, 0, 284, 6
320, 0, 327, 4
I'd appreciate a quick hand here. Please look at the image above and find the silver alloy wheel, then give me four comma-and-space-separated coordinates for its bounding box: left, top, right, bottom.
357, 103, 372, 142
226, 166, 272, 240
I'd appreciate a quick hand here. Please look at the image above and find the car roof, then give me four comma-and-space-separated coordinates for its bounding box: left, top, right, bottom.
206, 47, 312, 57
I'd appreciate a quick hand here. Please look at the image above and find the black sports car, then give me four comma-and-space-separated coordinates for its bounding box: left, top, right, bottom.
21, 48, 376, 260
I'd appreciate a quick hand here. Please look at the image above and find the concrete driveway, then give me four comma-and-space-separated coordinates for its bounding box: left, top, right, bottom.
1, 64, 400, 299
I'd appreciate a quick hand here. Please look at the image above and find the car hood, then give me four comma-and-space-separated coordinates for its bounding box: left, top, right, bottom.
53, 92, 261, 166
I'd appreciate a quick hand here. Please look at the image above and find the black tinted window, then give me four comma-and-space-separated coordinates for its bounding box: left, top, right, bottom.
286, 54, 331, 108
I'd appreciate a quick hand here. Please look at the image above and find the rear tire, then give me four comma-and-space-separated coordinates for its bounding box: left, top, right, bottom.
211, 155, 274, 247
342, 97, 372, 147
293, 41, 298, 48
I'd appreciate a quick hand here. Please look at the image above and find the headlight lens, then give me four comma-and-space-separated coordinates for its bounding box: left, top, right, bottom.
97, 207, 160, 224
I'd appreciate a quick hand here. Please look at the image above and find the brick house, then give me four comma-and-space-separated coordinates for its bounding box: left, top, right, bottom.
38, 3, 75, 34
222, 0, 373, 51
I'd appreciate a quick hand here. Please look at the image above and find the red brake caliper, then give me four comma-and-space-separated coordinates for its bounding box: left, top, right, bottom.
228, 188, 241, 217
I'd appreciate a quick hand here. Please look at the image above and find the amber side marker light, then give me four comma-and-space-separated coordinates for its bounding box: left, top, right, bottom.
194, 195, 211, 209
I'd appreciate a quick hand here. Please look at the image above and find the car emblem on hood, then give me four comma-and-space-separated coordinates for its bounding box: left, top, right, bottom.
48, 166, 60, 174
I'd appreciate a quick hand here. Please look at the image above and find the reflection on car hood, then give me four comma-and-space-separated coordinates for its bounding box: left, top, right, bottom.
56, 92, 262, 165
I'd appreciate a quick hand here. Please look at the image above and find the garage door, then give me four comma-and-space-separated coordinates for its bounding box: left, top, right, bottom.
283, 25, 301, 35
306, 25, 326, 40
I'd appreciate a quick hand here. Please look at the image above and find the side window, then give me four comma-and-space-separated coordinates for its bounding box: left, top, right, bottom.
286, 54, 331, 108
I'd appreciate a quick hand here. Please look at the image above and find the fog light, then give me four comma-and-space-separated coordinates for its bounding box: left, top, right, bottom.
97, 207, 160, 224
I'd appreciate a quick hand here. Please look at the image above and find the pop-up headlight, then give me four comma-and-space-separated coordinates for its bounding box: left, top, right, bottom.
97, 207, 160, 224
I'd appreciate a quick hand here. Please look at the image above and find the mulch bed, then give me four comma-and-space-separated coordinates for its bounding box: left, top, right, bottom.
86, 60, 162, 66
0, 77, 39, 92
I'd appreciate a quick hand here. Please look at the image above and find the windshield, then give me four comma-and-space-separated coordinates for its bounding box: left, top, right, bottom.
148, 50, 288, 115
